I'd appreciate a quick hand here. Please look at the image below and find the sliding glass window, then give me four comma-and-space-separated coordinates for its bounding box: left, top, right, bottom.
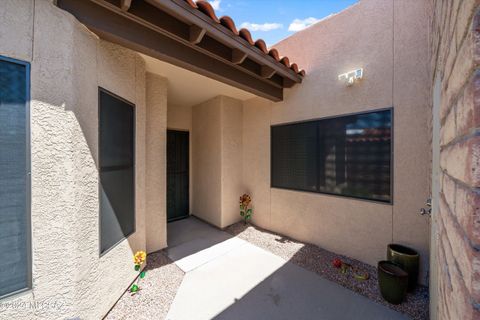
271, 109, 392, 203
99, 88, 135, 255
0, 56, 31, 298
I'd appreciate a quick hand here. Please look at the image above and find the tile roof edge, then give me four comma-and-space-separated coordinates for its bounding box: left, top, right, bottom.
184, 0, 305, 77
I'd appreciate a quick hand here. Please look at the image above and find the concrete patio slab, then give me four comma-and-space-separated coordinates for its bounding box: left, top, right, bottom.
166, 218, 410, 320
168, 236, 246, 272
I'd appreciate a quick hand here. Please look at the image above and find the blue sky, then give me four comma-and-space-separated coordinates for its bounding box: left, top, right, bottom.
204, 0, 358, 46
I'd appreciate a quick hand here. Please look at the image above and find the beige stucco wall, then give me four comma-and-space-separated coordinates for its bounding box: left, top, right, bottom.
168, 103, 192, 131
0, 1, 167, 318
220, 97, 244, 227
146, 72, 168, 252
192, 96, 243, 228
192, 97, 222, 226
0, 0, 33, 62
243, 0, 431, 284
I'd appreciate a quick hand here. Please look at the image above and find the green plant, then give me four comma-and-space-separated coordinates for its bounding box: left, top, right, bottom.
239, 194, 253, 224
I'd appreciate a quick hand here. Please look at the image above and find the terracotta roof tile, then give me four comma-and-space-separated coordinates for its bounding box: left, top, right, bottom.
195, 0, 220, 23
280, 56, 290, 68
184, 0, 198, 8
238, 28, 255, 45
254, 39, 268, 54
268, 48, 280, 61
219, 16, 238, 35
290, 63, 299, 73
184, 0, 305, 77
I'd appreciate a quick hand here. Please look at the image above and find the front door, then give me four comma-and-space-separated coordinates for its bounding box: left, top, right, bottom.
167, 130, 189, 222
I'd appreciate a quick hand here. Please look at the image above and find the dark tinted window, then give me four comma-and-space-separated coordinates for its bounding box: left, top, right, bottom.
99, 88, 135, 254
271, 109, 392, 203
271, 122, 317, 192
0, 56, 30, 297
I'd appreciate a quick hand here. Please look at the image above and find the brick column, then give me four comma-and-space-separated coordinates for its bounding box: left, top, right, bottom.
431, 1, 480, 319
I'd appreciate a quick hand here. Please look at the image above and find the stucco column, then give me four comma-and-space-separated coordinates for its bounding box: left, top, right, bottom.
192, 96, 243, 228
145, 72, 168, 252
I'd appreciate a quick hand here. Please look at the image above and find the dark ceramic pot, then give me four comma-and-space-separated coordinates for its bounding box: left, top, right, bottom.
378, 260, 409, 305
387, 244, 419, 291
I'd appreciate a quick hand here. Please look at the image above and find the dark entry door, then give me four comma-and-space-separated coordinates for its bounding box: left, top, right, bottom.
167, 130, 189, 222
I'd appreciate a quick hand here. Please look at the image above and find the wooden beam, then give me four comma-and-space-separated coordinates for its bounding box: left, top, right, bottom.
87, 0, 281, 88
147, 0, 302, 83
120, 0, 132, 11
189, 25, 206, 44
57, 0, 283, 101
261, 65, 275, 79
231, 48, 247, 65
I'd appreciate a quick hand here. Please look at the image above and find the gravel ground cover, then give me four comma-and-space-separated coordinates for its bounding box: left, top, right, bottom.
105, 251, 184, 320
225, 222, 429, 320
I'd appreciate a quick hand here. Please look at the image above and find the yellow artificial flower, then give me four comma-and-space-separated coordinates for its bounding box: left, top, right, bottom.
133, 251, 147, 265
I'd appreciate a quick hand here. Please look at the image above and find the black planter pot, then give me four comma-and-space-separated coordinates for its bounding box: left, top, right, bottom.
387, 244, 419, 292
378, 260, 409, 305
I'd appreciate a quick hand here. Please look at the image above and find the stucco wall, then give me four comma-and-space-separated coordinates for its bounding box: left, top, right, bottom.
430, 0, 480, 319
192, 96, 243, 228
220, 97, 243, 227
168, 103, 192, 131
243, 0, 431, 284
192, 97, 222, 226
0, 1, 165, 318
0, 0, 33, 62
146, 72, 168, 253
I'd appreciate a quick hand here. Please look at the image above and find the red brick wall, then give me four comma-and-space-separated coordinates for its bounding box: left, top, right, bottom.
431, 1, 480, 319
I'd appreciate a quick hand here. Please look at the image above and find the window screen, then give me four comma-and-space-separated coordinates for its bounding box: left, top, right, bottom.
271, 109, 392, 203
99, 88, 135, 254
0, 56, 30, 297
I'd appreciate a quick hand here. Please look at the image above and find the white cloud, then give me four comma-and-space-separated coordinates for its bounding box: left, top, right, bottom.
209, 0, 221, 10
240, 22, 283, 32
288, 17, 320, 32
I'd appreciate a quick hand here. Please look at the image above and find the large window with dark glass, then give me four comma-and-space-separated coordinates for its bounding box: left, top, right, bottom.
271, 109, 392, 203
99, 88, 135, 254
0, 56, 31, 298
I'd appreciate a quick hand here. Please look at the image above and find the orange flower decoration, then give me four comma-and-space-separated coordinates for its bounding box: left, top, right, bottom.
239, 194, 251, 207
133, 251, 147, 266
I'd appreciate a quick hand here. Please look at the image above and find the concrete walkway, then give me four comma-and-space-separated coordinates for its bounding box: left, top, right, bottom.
165, 217, 410, 320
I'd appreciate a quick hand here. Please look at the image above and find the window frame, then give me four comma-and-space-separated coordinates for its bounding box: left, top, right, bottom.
98, 87, 136, 257
0, 55, 32, 299
270, 107, 394, 205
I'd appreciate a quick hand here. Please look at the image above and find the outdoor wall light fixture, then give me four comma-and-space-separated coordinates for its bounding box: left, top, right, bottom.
338, 68, 364, 86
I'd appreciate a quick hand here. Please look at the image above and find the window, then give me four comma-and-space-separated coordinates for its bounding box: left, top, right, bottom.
271, 109, 392, 203
0, 56, 31, 298
99, 88, 135, 254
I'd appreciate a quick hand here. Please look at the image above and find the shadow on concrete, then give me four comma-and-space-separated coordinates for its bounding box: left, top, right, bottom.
211, 258, 411, 320
223, 222, 429, 320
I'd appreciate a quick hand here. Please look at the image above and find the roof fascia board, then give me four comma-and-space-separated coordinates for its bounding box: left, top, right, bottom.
146, 0, 302, 83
